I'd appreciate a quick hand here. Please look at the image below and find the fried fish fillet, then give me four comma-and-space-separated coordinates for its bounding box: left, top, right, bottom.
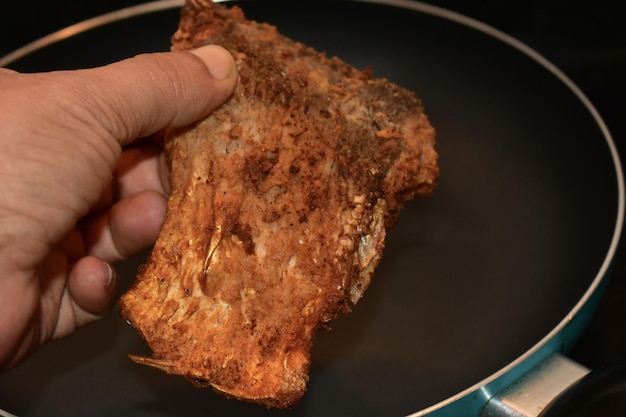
119, 0, 438, 408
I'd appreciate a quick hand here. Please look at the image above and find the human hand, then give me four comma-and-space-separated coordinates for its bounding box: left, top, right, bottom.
0, 45, 237, 371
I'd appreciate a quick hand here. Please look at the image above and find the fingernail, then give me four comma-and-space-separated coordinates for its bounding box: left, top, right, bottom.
104, 262, 116, 290
190, 45, 236, 81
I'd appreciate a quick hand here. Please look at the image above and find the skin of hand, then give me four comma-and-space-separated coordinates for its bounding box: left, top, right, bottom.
0, 45, 237, 371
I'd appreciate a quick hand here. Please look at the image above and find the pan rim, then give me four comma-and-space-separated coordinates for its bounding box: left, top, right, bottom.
2, 0, 623, 415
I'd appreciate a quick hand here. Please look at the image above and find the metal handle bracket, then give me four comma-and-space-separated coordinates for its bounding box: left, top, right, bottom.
481, 353, 589, 417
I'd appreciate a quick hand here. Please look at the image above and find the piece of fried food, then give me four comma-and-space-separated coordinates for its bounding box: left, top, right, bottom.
119, 0, 438, 408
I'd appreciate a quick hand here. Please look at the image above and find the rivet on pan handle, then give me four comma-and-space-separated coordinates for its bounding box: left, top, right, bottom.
481, 353, 589, 417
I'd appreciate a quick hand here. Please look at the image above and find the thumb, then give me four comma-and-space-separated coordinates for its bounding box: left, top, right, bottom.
74, 44, 238, 145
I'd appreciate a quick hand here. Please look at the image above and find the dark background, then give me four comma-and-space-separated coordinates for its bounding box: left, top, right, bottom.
2, 0, 626, 396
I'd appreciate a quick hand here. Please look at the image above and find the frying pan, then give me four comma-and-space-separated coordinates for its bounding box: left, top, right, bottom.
0, 1, 622, 416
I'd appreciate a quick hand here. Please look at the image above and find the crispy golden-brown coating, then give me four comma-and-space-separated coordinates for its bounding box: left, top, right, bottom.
119, 0, 438, 408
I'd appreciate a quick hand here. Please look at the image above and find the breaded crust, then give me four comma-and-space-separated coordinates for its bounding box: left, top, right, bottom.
119, 0, 438, 408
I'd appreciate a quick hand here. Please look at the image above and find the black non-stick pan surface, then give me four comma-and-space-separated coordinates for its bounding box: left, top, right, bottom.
0, 1, 622, 416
